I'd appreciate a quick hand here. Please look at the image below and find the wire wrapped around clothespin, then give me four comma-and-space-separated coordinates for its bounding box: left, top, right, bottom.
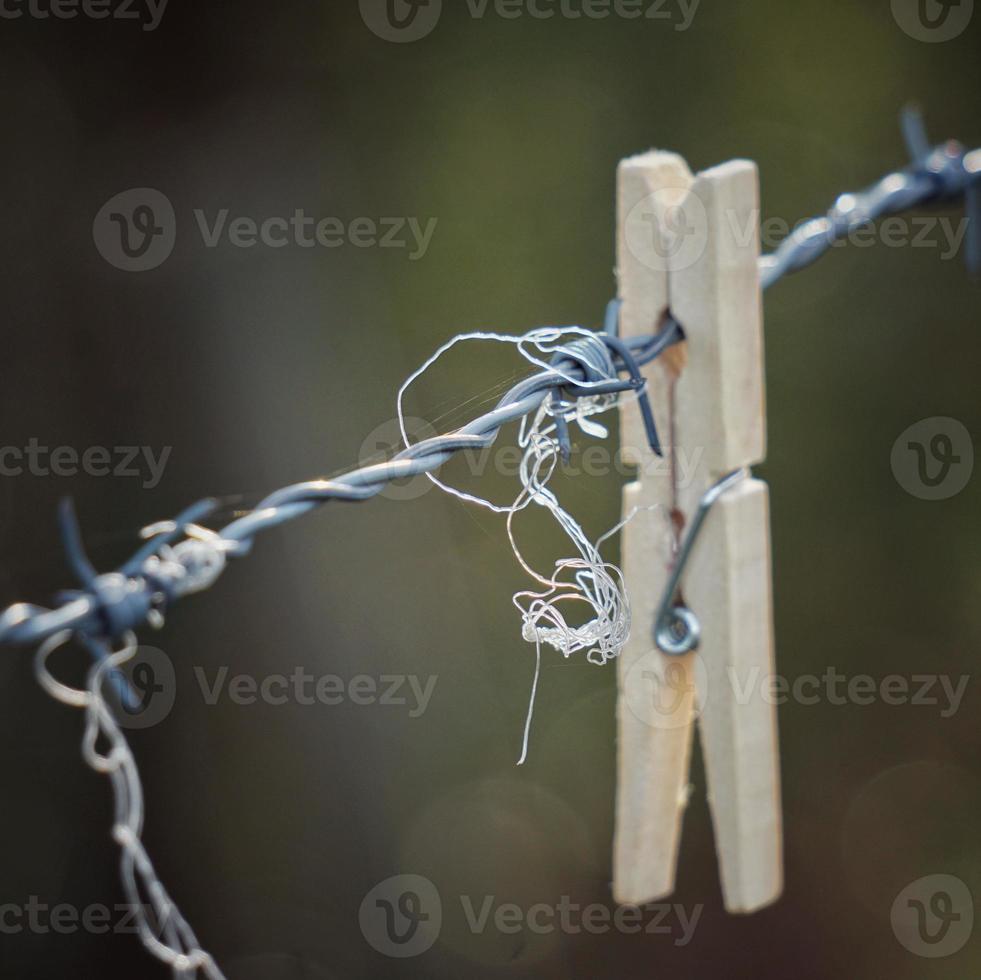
548, 331, 664, 463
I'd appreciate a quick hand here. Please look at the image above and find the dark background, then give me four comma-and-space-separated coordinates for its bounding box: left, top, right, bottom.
0, 1, 979, 977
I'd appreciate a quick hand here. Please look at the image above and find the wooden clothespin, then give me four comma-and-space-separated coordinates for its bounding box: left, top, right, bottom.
613, 150, 782, 913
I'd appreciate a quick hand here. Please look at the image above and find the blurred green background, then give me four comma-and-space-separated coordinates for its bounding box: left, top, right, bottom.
0, 1, 978, 977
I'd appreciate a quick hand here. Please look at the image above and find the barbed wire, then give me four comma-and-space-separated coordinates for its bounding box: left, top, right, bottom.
2, 108, 977, 979
1, 109, 976, 654
0, 328, 676, 651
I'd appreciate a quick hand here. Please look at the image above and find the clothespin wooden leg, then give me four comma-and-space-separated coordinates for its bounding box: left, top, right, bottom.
672, 161, 782, 913
686, 479, 780, 911
613, 153, 783, 913
614, 151, 696, 906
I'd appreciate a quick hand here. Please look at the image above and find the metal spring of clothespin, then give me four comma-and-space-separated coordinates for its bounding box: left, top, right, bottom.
654, 468, 749, 655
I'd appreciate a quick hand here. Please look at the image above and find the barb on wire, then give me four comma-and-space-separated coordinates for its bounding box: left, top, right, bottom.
760, 105, 981, 287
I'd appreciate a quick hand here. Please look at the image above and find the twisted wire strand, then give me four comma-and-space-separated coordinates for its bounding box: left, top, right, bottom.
36, 630, 225, 979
